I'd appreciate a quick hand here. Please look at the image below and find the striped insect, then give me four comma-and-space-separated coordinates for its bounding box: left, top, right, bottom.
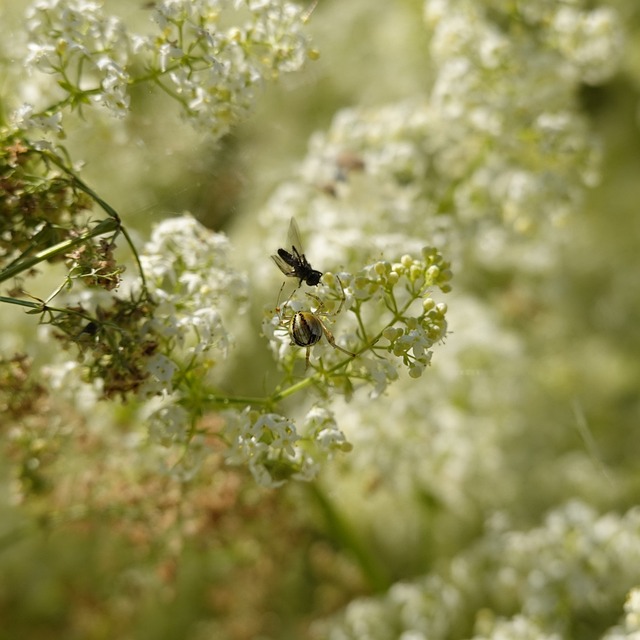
275, 278, 355, 369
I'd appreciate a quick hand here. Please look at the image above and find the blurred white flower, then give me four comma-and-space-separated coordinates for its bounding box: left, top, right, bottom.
550, 6, 624, 84
318, 501, 640, 639
624, 588, 640, 633
256, 0, 622, 287
223, 409, 302, 487
146, 400, 190, 446
303, 406, 351, 454
138, 213, 249, 395
10, 102, 63, 134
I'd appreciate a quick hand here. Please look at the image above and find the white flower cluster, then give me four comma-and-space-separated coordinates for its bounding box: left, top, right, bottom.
319, 293, 522, 527
424, 0, 622, 231
140, 0, 314, 137
471, 616, 563, 640
547, 5, 625, 85
11, 103, 64, 134
316, 501, 640, 640
483, 502, 640, 627
262, 251, 450, 396
139, 214, 248, 398
16, 0, 314, 138
255, 0, 622, 280
222, 405, 349, 487
23, 0, 131, 118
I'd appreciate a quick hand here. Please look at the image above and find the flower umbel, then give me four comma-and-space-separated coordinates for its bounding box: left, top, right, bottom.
136, 214, 249, 398
16, 0, 316, 140
263, 247, 451, 397
221, 405, 350, 488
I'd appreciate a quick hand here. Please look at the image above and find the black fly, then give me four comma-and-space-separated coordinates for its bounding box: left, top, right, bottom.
271, 217, 323, 287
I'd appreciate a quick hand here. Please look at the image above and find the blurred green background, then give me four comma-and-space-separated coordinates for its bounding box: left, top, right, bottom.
2, 1, 640, 639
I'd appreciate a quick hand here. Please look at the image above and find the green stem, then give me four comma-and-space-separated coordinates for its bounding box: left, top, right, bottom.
271, 375, 315, 403
38, 149, 149, 291
199, 288, 423, 412
307, 481, 390, 592
203, 393, 273, 408
0, 218, 120, 285
0, 296, 41, 309
0, 296, 99, 325
201, 352, 356, 410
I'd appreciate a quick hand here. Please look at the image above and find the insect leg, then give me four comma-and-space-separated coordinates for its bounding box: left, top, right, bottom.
318, 318, 355, 358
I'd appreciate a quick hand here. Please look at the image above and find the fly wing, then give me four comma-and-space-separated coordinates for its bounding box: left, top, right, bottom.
271, 253, 296, 277
286, 217, 304, 255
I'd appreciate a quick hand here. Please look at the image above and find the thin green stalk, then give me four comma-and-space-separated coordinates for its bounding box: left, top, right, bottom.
204, 393, 272, 408
38, 149, 149, 291
0, 296, 41, 309
307, 481, 391, 592
0, 217, 120, 285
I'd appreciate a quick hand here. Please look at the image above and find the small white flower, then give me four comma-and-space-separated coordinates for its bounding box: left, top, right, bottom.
139, 353, 179, 396
91, 57, 131, 117
158, 42, 184, 72
10, 102, 63, 135
25, 42, 59, 73
303, 406, 351, 453
146, 401, 190, 445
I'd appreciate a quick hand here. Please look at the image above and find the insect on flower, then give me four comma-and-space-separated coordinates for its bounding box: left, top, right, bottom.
275, 277, 355, 369
272, 217, 323, 287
